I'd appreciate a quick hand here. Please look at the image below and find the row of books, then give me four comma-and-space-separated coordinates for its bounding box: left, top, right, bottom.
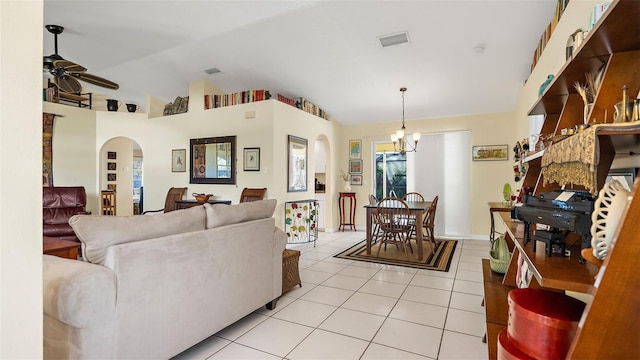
277, 94, 332, 121
531, 0, 570, 72
42, 86, 58, 103
203, 89, 271, 109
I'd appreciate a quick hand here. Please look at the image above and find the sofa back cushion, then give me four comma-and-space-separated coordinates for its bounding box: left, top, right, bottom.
70, 205, 206, 265
205, 199, 277, 229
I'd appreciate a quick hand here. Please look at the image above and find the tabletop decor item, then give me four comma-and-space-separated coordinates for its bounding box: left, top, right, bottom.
192, 193, 213, 203
591, 179, 631, 260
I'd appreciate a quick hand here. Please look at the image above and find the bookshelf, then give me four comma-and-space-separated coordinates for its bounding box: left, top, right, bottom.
204, 89, 270, 109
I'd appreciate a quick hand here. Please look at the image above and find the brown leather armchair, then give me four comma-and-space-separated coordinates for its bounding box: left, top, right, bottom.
43, 186, 90, 242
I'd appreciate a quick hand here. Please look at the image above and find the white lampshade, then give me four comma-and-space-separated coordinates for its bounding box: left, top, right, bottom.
396, 129, 405, 139
391, 134, 398, 142
412, 132, 421, 142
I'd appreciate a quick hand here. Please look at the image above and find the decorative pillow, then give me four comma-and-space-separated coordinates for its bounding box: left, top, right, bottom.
205, 199, 277, 229
70, 205, 206, 265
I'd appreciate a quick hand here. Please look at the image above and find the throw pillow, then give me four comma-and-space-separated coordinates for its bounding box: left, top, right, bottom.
70, 205, 206, 265
205, 199, 277, 229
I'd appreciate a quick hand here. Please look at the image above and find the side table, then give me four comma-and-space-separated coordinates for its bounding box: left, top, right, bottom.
339, 192, 356, 231
43, 236, 80, 260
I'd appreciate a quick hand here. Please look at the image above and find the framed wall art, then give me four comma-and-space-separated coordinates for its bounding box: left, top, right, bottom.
472, 144, 509, 161
172, 149, 186, 172
107, 151, 117, 160
349, 139, 362, 159
287, 135, 308, 192
350, 174, 363, 186
243, 147, 260, 171
107, 173, 117, 181
107, 162, 116, 171
349, 159, 363, 174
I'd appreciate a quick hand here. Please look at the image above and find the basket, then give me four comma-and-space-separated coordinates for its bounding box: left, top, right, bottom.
489, 235, 511, 274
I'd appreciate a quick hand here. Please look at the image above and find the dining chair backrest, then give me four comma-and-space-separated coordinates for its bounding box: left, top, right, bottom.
375, 197, 411, 233
369, 194, 378, 205
424, 195, 439, 228
402, 192, 425, 202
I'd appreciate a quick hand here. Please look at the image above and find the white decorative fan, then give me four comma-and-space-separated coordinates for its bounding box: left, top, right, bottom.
590, 180, 631, 260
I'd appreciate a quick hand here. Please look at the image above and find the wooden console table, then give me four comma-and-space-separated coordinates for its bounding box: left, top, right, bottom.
175, 199, 231, 209
43, 236, 80, 260
338, 192, 356, 231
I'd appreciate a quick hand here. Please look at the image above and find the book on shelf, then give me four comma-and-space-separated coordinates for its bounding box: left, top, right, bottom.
204, 89, 271, 110
277, 93, 297, 107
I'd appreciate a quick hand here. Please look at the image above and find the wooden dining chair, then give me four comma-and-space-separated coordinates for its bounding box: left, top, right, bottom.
375, 197, 413, 260
402, 192, 425, 202
369, 194, 382, 244
142, 187, 187, 214
422, 195, 439, 253
239, 187, 266, 203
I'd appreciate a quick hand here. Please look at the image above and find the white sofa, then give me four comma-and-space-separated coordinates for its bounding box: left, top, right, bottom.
43, 199, 287, 359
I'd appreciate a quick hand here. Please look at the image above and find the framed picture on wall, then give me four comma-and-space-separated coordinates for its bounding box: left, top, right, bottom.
349, 159, 363, 174
287, 135, 308, 192
107, 151, 117, 160
172, 149, 186, 172
107, 173, 116, 181
243, 148, 260, 171
107, 162, 116, 171
350, 174, 363, 186
349, 139, 362, 159
107, 183, 117, 191
472, 144, 509, 161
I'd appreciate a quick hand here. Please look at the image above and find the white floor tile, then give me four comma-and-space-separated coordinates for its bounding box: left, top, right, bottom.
456, 261, 482, 272
235, 318, 313, 357
360, 343, 430, 359
417, 268, 456, 279
171, 335, 230, 360
254, 294, 296, 316
321, 274, 368, 291
338, 265, 381, 279
318, 308, 386, 341
449, 292, 485, 314
381, 263, 419, 274
438, 330, 488, 360
372, 269, 416, 284
215, 312, 269, 341
401, 285, 451, 307
360, 279, 408, 298
461, 249, 490, 258
322, 257, 355, 266
455, 269, 483, 283
298, 258, 318, 269
453, 279, 484, 296
273, 299, 337, 327
348, 260, 386, 270
300, 269, 334, 285
282, 282, 316, 299
307, 260, 349, 274
444, 308, 486, 337
410, 274, 455, 291
459, 254, 487, 263
287, 328, 370, 360
300, 285, 354, 307
373, 318, 443, 358
208, 342, 281, 360
389, 299, 448, 329
341, 292, 398, 317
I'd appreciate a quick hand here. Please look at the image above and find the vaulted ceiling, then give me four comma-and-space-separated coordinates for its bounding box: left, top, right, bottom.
43, 0, 556, 125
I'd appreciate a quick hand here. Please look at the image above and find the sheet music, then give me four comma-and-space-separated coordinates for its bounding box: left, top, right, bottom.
554, 191, 575, 202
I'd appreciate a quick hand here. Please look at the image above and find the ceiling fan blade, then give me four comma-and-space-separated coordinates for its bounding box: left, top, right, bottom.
54, 75, 82, 93
53, 59, 86, 73
72, 72, 119, 90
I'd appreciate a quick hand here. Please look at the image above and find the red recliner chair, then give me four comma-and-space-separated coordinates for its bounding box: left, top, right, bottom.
43, 186, 90, 242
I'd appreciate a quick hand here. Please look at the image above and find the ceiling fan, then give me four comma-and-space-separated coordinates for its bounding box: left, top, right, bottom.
43, 24, 119, 94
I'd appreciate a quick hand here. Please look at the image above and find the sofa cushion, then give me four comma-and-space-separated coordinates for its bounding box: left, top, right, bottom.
205, 199, 277, 229
70, 205, 206, 265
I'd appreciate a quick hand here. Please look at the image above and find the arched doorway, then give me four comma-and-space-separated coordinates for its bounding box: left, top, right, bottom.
99, 137, 143, 216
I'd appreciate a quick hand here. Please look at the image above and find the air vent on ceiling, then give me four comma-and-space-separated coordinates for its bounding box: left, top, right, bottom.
204, 67, 221, 75
378, 31, 409, 47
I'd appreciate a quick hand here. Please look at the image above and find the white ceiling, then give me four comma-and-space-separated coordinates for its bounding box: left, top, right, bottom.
43, 0, 556, 126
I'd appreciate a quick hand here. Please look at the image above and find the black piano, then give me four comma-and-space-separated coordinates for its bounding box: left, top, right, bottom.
511, 190, 594, 258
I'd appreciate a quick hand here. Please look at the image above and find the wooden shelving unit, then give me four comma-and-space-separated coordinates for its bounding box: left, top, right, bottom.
483, 0, 640, 358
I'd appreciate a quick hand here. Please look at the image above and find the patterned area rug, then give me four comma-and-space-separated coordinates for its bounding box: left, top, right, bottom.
334, 239, 458, 272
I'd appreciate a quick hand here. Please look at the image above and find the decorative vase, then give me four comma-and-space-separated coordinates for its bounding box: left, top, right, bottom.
344, 181, 351, 192
106, 99, 120, 112
583, 103, 593, 124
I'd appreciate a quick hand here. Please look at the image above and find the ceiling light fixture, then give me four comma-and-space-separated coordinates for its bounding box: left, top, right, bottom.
391, 87, 420, 155
379, 31, 409, 47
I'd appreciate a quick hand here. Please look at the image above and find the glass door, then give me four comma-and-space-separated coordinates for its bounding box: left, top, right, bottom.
374, 143, 406, 199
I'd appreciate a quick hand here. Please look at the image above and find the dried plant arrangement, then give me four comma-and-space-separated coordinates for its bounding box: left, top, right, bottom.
574, 72, 598, 104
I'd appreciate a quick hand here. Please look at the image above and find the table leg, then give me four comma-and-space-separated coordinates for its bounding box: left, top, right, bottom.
415, 209, 424, 261
366, 207, 372, 255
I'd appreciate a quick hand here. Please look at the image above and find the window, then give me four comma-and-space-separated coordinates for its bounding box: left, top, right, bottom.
374, 144, 406, 199
132, 158, 142, 201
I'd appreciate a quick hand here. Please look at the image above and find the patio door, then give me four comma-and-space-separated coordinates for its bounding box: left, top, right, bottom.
374, 143, 406, 199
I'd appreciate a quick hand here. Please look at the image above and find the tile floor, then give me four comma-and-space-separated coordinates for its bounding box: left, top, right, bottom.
173, 231, 490, 360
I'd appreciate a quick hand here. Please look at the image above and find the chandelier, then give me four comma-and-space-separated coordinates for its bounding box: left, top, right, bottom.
390, 87, 420, 155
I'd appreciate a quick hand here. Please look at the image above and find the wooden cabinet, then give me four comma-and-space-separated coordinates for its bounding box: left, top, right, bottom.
483, 1, 640, 358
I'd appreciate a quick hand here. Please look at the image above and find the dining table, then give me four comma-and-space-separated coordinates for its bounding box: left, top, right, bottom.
364, 200, 432, 261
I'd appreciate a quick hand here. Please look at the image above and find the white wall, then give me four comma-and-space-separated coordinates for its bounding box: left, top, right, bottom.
0, 1, 43, 357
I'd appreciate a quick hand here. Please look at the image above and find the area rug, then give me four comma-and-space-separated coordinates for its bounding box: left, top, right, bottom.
334, 239, 458, 272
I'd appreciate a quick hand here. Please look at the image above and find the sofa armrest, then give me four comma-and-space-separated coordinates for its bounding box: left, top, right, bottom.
43, 255, 116, 327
